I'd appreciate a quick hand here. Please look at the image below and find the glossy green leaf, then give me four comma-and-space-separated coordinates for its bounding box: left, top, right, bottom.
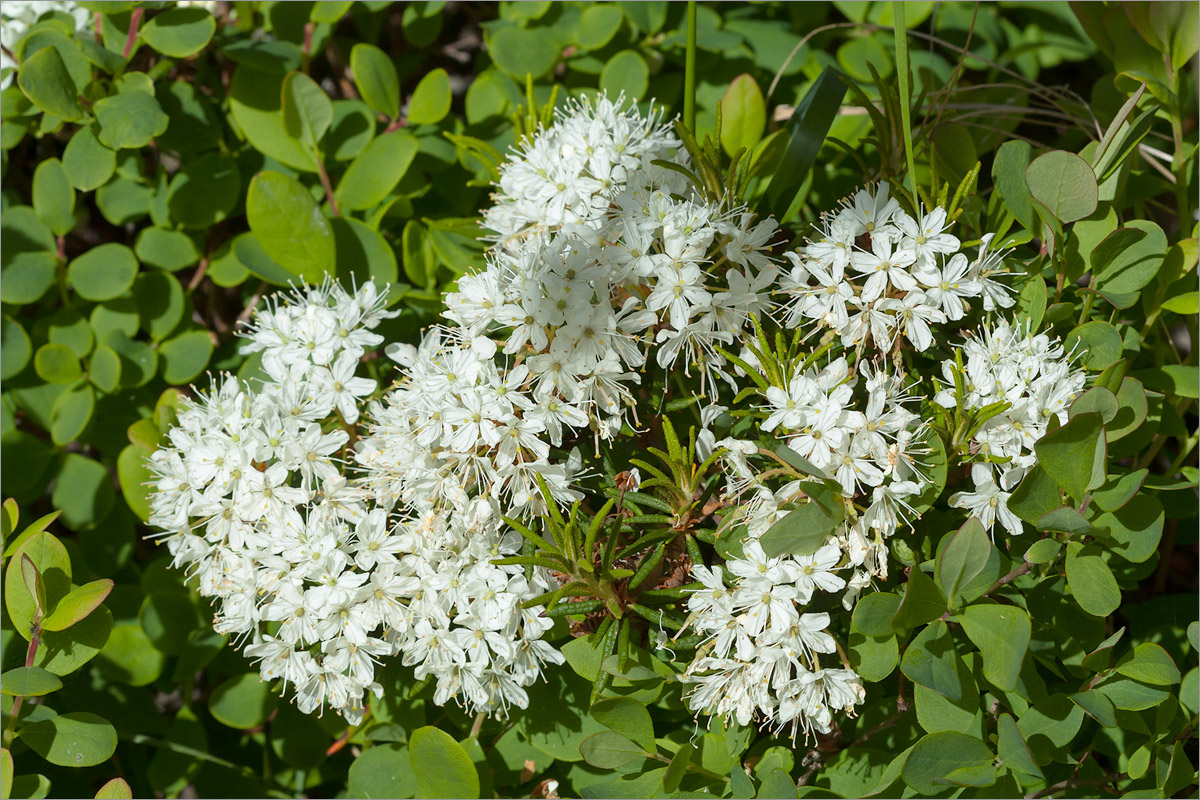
166, 151, 240, 228
208, 673, 280, 730
19, 712, 117, 767
67, 243, 139, 301
335, 130, 419, 211
282, 71, 333, 149
50, 382, 95, 445
4, 531, 71, 639
41, 579, 113, 632
350, 43, 400, 120
1115, 643, 1181, 686
409, 726, 480, 799
408, 68, 451, 124
141, 7, 216, 58
600, 51, 650, 102
246, 170, 335, 282
900, 620, 966, 701
934, 518, 991, 607
134, 227, 200, 272
579, 731, 645, 770
0, 667, 63, 697
488, 26, 560, 80
590, 697, 655, 752
159, 330, 214, 384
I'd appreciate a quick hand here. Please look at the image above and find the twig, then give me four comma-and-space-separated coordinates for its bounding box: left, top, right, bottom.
122, 8, 144, 59
980, 561, 1031, 598
1024, 773, 1120, 799
236, 281, 269, 327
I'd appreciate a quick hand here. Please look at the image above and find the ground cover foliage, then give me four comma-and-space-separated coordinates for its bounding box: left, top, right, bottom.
0, 1, 1197, 798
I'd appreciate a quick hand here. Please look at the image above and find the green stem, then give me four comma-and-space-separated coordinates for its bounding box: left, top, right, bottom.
683, 1, 697, 132
892, 2, 918, 204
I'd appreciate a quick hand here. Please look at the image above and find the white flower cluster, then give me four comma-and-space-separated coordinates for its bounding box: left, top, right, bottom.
681, 543, 865, 740
355, 95, 781, 712
780, 185, 1018, 352
940, 319, 1086, 536
1, 1, 91, 89
677, 357, 924, 736
148, 281, 396, 724
482, 95, 680, 242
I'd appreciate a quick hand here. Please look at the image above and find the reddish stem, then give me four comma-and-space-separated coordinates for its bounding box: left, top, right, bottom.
122, 7, 144, 59
315, 155, 340, 217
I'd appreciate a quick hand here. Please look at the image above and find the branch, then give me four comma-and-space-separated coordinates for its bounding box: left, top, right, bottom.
1024, 773, 1120, 799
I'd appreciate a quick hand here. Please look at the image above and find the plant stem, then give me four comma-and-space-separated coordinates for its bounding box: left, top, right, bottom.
315, 151, 341, 217
683, 2, 696, 132
2, 631, 40, 747
891, 1, 919, 204
122, 8, 143, 59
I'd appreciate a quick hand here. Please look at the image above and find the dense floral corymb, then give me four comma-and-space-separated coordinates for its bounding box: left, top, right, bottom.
148, 95, 1087, 739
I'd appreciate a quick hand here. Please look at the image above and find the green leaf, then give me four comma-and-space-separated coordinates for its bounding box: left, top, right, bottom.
141, 7, 215, 57
934, 518, 991, 607
719, 73, 766, 158
32, 157, 75, 236
992, 140, 1037, 232
579, 731, 645, 770
1162, 291, 1199, 314
847, 631, 899, 682
117, 444, 153, 522
332, 217, 399, 290
1023, 538, 1061, 564
408, 67, 451, 124
208, 673, 280, 729
488, 26, 560, 80
94, 778, 133, 800
590, 697, 655, 753
41, 579, 113, 632
900, 620, 965, 701
996, 713, 1042, 778
2, 251, 57, 305
1034, 412, 1105, 502
347, 743, 418, 800
134, 227, 200, 272
47, 308, 92, 358
246, 170, 335, 282
282, 71, 333, 150
1069, 689, 1117, 728
1115, 643, 1181, 686
760, 66, 847, 218
4, 532, 69, 638
2, 315, 33, 380
1008, 465, 1062, 525
96, 621, 164, 687
759, 495, 842, 558
37, 603, 112, 677
49, 382, 94, 445
891, 566, 947, 631
229, 66, 316, 172
464, 67, 521, 125
335, 130, 419, 211
19, 712, 117, 768
851, 591, 902, 637
1091, 469, 1147, 512
1065, 543, 1120, 617
576, 5, 624, 50
1069, 386, 1118, 424
94, 85, 169, 149
902, 731, 995, 794
401, 219, 436, 287
1064, 320, 1122, 370
409, 726, 480, 799
600, 51, 650, 102
140, 591, 198, 655
350, 43, 400, 120
67, 243, 138, 301
233, 233, 297, 286
1094, 494, 1164, 563
159, 330, 213, 385
34, 343, 82, 384
166, 151, 240, 229
958, 603, 1030, 692
133, 271, 185, 341
1092, 221, 1167, 298
1025, 150, 1098, 224
18, 46, 84, 121
0, 667, 62, 697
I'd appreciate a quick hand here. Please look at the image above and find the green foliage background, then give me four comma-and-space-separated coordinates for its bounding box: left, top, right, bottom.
0, 1, 1197, 798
